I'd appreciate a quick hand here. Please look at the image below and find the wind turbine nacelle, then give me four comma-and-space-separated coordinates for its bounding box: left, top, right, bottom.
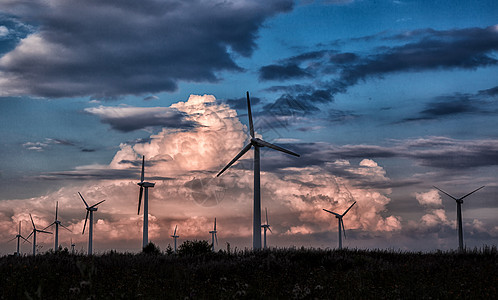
139, 182, 155, 188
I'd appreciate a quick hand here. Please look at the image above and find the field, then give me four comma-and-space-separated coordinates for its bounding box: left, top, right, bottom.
1, 245, 497, 299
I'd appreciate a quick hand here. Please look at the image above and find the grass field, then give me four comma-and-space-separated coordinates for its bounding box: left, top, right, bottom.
1, 244, 497, 299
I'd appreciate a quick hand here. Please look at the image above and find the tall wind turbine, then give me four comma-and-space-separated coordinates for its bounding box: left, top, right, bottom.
433, 186, 485, 252
217, 91, 300, 249
26, 214, 52, 255
42, 201, 72, 252
7, 221, 30, 256
78, 192, 105, 255
209, 218, 218, 252
261, 208, 272, 249
171, 225, 179, 254
323, 201, 356, 250
137, 156, 155, 249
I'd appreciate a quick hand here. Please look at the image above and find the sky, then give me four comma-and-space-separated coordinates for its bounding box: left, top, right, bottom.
1, 0, 497, 255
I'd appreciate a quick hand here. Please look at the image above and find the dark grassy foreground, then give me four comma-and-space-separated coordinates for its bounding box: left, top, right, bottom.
1, 246, 497, 299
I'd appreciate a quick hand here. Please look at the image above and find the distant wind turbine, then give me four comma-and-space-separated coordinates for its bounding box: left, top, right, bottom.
78, 192, 105, 255
323, 201, 356, 250
171, 225, 179, 254
7, 221, 30, 256
217, 91, 300, 249
42, 201, 72, 252
26, 214, 52, 255
209, 218, 218, 252
70, 238, 75, 255
433, 186, 485, 252
261, 208, 272, 249
137, 156, 155, 249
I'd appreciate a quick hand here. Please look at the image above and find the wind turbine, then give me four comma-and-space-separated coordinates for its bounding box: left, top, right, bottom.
261, 208, 272, 249
7, 221, 30, 256
42, 201, 72, 252
70, 239, 75, 255
137, 155, 155, 249
323, 201, 356, 250
171, 225, 179, 254
433, 186, 485, 252
209, 218, 218, 252
78, 192, 105, 255
217, 91, 300, 249
25, 214, 52, 255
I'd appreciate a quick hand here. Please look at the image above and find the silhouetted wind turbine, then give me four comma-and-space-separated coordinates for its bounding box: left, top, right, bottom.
25, 214, 52, 255
433, 185, 485, 252
8, 221, 30, 256
261, 208, 272, 249
70, 238, 75, 255
137, 156, 155, 249
171, 225, 179, 254
323, 201, 356, 250
217, 91, 300, 249
78, 192, 105, 255
209, 218, 218, 252
42, 201, 72, 252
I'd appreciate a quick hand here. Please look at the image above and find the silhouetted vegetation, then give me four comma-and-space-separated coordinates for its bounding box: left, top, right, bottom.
177, 239, 212, 256
142, 242, 161, 255
1, 245, 497, 299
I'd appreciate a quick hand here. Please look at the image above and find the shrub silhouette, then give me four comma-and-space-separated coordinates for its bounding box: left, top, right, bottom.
177, 240, 211, 256
142, 242, 161, 255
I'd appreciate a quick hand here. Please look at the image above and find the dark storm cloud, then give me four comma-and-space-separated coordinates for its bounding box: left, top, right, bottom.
478, 86, 498, 97
224, 95, 261, 110
259, 63, 311, 81
84, 106, 198, 132
0, 0, 293, 98
259, 26, 498, 116
0, 14, 33, 55
38, 169, 173, 181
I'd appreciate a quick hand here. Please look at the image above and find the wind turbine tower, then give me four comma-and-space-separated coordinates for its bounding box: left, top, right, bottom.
43, 201, 72, 252
78, 192, 105, 255
433, 186, 485, 252
70, 239, 75, 255
137, 156, 155, 249
171, 225, 179, 254
209, 218, 218, 252
323, 201, 356, 250
8, 221, 30, 256
261, 208, 272, 249
217, 91, 300, 250
26, 214, 52, 255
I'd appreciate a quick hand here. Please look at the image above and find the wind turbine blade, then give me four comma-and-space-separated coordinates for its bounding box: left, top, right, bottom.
60, 223, 72, 232
216, 143, 252, 177
174, 225, 177, 236
38, 230, 53, 234
8, 236, 17, 243
246, 91, 255, 138
55, 201, 58, 221
341, 219, 346, 239
214, 218, 217, 231
323, 208, 341, 217
342, 201, 357, 216
141, 156, 145, 182
18, 221, 21, 234
255, 139, 300, 157
433, 186, 457, 201
268, 225, 272, 233
460, 186, 485, 200
29, 214, 36, 230
90, 199, 106, 208
265, 208, 269, 225
78, 192, 90, 208
41, 222, 56, 231
21, 236, 31, 244
138, 186, 143, 215
26, 231, 33, 241
215, 233, 218, 245
82, 211, 89, 234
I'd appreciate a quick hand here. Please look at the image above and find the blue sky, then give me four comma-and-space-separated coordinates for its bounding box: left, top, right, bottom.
1, 0, 497, 254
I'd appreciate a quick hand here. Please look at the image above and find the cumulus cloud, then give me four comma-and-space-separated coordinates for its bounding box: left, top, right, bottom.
0, 94, 403, 254
0, 0, 293, 98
